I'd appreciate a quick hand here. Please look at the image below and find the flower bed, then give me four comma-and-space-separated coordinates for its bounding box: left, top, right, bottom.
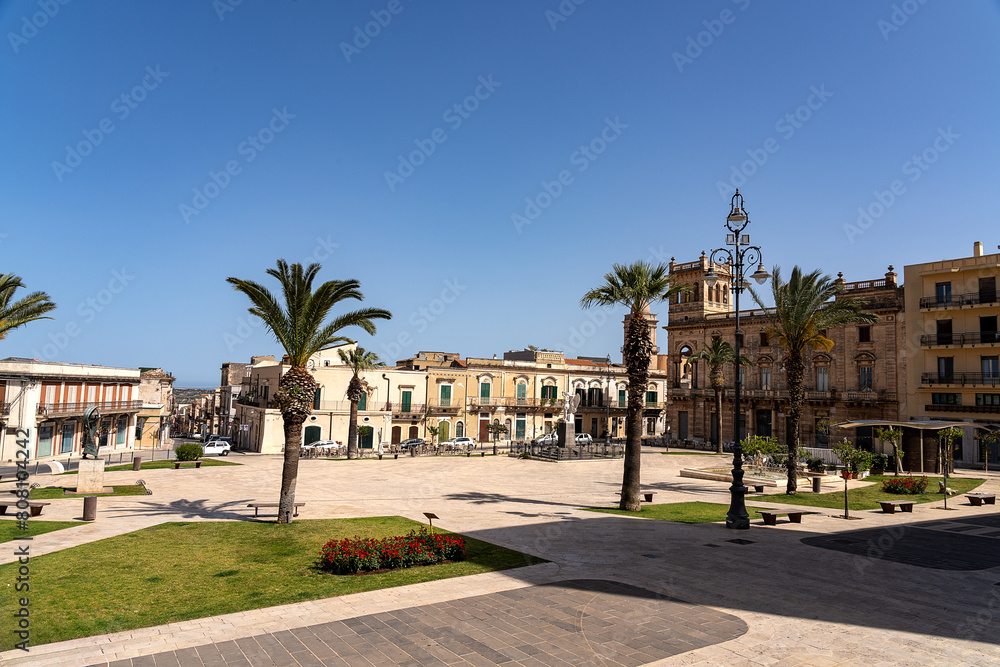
319, 527, 465, 574
881, 476, 928, 494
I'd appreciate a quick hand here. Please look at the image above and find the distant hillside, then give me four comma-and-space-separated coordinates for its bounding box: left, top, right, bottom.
174, 387, 214, 404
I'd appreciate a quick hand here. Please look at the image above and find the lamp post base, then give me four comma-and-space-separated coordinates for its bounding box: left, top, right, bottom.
726, 482, 750, 529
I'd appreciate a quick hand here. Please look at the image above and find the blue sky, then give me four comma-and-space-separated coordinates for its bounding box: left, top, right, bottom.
2, 1, 999, 386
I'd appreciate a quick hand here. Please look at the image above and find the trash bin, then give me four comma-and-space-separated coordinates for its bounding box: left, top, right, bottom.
132, 457, 142, 471
812, 476, 822, 493
83, 496, 97, 521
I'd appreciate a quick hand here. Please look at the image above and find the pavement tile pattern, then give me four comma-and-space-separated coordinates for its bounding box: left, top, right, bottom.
90, 579, 747, 667
802, 513, 1000, 570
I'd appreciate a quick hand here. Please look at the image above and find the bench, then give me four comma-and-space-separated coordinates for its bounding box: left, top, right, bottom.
0, 501, 51, 517
746, 484, 766, 493
173, 461, 203, 469
247, 502, 305, 518
757, 510, 804, 526
617, 491, 657, 503
966, 493, 997, 507
877, 500, 915, 514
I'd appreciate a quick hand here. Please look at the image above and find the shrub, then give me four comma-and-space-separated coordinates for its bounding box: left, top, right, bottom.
806, 457, 826, 473
175, 443, 203, 461
319, 527, 465, 574
881, 476, 928, 494
870, 452, 890, 471
742, 435, 781, 458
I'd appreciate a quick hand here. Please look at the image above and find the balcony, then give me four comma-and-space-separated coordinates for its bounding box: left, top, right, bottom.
37, 400, 143, 417
920, 332, 1000, 347
919, 292, 998, 309
428, 399, 461, 413
926, 403, 1000, 414
386, 402, 425, 416
921, 372, 1000, 387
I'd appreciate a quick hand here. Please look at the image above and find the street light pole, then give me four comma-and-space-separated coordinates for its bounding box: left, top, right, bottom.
705, 190, 770, 530
605, 355, 612, 445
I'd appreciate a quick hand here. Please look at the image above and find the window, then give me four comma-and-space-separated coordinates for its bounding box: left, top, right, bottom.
938, 357, 954, 381
936, 320, 953, 345
932, 393, 961, 405
759, 331, 769, 347
935, 282, 952, 305
516, 383, 527, 405
401, 390, 412, 412
645, 417, 655, 435
816, 367, 829, 391
618, 389, 626, 407
313, 387, 321, 410
479, 382, 491, 399
760, 367, 771, 390
858, 326, 871, 343
980, 277, 997, 304
735, 333, 744, 348
357, 392, 366, 411
976, 394, 1000, 406
859, 366, 873, 391
587, 387, 602, 407
645, 390, 658, 406
981, 316, 998, 344
541, 385, 557, 402
575, 387, 586, 407
983, 356, 999, 379
738, 367, 746, 388
116, 416, 127, 445
439, 385, 451, 407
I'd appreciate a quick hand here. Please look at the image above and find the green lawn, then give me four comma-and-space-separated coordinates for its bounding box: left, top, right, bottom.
0, 516, 543, 649
61, 459, 240, 474
28, 485, 148, 500
587, 501, 768, 523
0, 520, 82, 543
758, 475, 986, 510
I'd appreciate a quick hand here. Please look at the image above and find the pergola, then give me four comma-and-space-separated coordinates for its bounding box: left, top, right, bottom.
833, 419, 984, 473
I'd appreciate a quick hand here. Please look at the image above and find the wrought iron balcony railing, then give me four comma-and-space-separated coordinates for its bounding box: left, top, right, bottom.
37, 400, 143, 417
921, 372, 1000, 386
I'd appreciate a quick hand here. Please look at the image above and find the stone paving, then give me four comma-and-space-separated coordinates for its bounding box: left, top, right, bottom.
2, 447, 1000, 666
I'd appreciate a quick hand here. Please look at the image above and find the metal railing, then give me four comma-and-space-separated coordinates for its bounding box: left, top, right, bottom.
926, 404, 1000, 414
921, 372, 1000, 386
510, 440, 624, 460
920, 332, 1000, 346
919, 292, 998, 309
37, 400, 143, 416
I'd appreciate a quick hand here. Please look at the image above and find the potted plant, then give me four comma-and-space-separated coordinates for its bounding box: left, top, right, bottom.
833, 440, 857, 478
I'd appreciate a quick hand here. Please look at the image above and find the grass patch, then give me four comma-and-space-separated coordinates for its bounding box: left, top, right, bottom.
0, 520, 82, 543
586, 501, 768, 523
28, 485, 148, 500
662, 451, 725, 456
60, 459, 240, 474
0, 516, 543, 649
759, 475, 985, 510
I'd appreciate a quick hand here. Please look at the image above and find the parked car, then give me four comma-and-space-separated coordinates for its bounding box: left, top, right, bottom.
203, 440, 231, 456
575, 433, 593, 445
531, 433, 558, 445
400, 438, 425, 449
445, 436, 476, 449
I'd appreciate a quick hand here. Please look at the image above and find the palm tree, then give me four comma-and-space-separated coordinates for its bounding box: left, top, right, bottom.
0, 273, 56, 340
581, 261, 690, 510
750, 266, 877, 493
227, 261, 391, 522
338, 346, 384, 459
688, 337, 752, 455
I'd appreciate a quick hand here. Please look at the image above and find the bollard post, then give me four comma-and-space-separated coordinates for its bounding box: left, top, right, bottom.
133, 457, 142, 471
812, 475, 822, 493
83, 496, 97, 521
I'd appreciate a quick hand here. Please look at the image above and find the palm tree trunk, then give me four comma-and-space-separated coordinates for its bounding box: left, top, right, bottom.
347, 400, 359, 459
278, 414, 304, 523
714, 388, 723, 455
785, 355, 804, 493
620, 316, 652, 511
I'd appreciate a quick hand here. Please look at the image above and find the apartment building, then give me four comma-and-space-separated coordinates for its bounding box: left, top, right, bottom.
136, 367, 175, 448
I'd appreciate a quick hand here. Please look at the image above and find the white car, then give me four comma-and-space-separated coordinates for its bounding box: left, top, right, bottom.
575, 433, 593, 445
446, 436, 476, 449
203, 441, 231, 456
531, 433, 558, 445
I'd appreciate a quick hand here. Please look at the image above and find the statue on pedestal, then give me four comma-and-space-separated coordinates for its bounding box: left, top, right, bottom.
81, 406, 101, 459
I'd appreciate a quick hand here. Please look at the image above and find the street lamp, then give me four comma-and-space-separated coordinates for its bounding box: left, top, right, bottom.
604, 355, 612, 445
706, 189, 770, 530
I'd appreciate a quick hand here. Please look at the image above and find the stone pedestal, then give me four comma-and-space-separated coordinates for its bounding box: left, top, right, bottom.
558, 420, 576, 448
77, 459, 106, 494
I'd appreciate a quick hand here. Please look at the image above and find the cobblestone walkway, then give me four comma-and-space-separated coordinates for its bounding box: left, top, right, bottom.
93, 580, 747, 667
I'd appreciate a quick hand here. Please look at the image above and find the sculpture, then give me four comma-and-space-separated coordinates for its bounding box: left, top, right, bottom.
81, 406, 101, 459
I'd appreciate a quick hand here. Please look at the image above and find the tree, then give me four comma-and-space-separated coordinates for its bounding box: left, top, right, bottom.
875, 426, 904, 476
581, 260, 690, 510
425, 423, 442, 446
488, 420, 509, 455
977, 428, 1000, 473
0, 273, 56, 340
227, 260, 391, 522
750, 266, 877, 493
688, 337, 752, 454
337, 346, 384, 459
936, 426, 962, 475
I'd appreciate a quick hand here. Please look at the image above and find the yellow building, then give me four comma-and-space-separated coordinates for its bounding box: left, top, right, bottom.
904, 240, 1000, 467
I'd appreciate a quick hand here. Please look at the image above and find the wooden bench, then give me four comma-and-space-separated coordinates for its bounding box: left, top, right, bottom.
617, 491, 657, 503
877, 500, 915, 514
0, 501, 51, 517
173, 461, 203, 469
966, 493, 997, 507
757, 510, 804, 526
247, 502, 305, 518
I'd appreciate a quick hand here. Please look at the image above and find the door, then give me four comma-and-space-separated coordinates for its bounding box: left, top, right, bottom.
936, 281, 952, 306
37, 426, 53, 458
478, 418, 489, 442
391, 426, 401, 444
303, 425, 321, 446
408, 426, 418, 439
938, 357, 954, 382
678, 411, 688, 440
516, 383, 526, 405
857, 426, 874, 451
360, 427, 373, 449
980, 277, 997, 305
981, 316, 998, 344
936, 320, 953, 345
755, 410, 772, 437
515, 414, 526, 440
61, 424, 75, 454
437, 421, 449, 442
401, 390, 412, 413
439, 385, 451, 407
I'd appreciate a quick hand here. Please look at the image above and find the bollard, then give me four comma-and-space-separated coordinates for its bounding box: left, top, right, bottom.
812, 476, 822, 493
394, 454, 398, 459
133, 457, 142, 471
83, 496, 97, 521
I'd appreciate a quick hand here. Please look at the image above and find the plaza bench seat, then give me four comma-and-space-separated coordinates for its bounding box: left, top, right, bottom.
966, 493, 997, 507
173, 461, 203, 469
0, 501, 50, 517
247, 502, 305, 518
617, 491, 657, 503
877, 500, 915, 514
757, 510, 804, 526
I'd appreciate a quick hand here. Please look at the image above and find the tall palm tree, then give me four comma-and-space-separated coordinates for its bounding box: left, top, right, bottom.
750, 266, 877, 493
227, 261, 391, 522
338, 346, 384, 459
0, 273, 56, 340
688, 337, 752, 455
582, 261, 690, 510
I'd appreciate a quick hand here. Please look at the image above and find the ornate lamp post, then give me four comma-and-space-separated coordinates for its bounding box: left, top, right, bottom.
704, 190, 770, 530
604, 354, 612, 445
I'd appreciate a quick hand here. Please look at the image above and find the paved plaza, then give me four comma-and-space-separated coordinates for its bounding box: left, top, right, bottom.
2, 448, 999, 666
